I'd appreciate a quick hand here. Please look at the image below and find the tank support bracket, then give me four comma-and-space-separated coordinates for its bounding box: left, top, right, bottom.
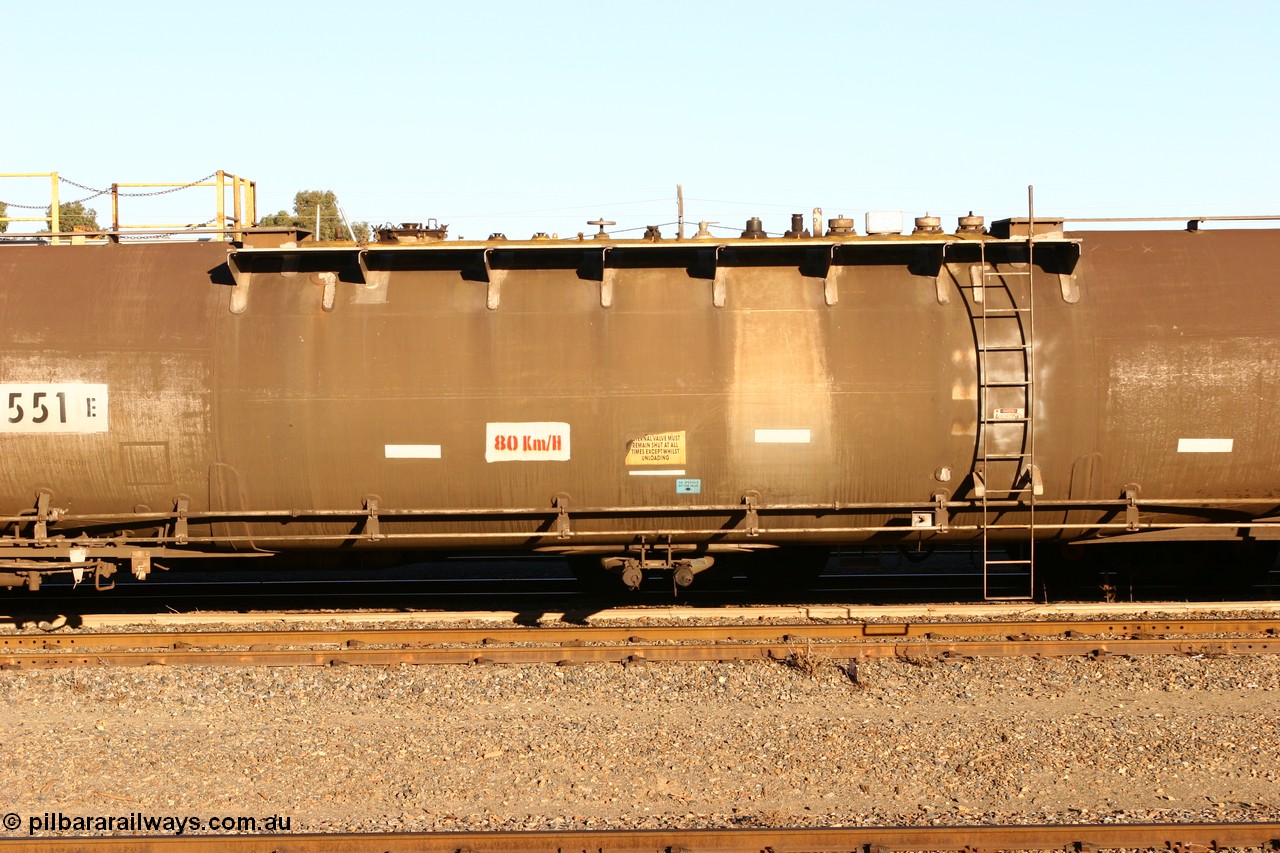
172, 496, 190, 544
972, 469, 987, 499
1124, 485, 1141, 531
741, 491, 761, 536
33, 489, 53, 543
553, 494, 573, 539
363, 495, 381, 540
933, 492, 950, 532
969, 263, 989, 303
319, 271, 337, 312
599, 249, 616, 308
481, 248, 506, 310
1059, 272, 1079, 303
350, 251, 391, 297
1024, 464, 1045, 497
227, 252, 251, 314
933, 268, 950, 305
712, 246, 728, 308
821, 246, 840, 305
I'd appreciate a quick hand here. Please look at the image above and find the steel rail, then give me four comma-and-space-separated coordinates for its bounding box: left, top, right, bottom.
2, 618, 1278, 651
2, 619, 1278, 668
1, 822, 1278, 853
4, 637, 1280, 668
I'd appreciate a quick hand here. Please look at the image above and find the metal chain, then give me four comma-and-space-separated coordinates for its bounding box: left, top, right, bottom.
112, 171, 219, 198
1, 172, 223, 212
58, 177, 108, 193
1, 186, 107, 208
59, 172, 217, 199
55, 177, 113, 205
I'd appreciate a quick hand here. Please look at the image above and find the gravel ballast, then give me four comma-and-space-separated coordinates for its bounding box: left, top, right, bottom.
1, 638, 1278, 836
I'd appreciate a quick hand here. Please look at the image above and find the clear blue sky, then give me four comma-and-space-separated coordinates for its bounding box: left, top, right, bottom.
3, 0, 1277, 238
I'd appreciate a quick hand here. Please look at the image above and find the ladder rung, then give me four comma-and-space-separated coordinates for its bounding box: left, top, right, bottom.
987, 559, 1034, 567
981, 308, 1032, 315
983, 453, 1029, 460
983, 418, 1031, 424
984, 270, 1032, 277
978, 344, 1032, 351
983, 380, 1031, 387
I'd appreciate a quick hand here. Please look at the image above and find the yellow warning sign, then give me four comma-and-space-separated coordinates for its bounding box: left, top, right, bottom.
625, 430, 686, 465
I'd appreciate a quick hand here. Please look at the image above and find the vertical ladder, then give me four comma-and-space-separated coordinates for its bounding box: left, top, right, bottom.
973, 192, 1040, 600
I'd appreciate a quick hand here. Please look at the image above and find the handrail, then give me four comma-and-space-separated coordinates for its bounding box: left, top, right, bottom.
0, 170, 255, 244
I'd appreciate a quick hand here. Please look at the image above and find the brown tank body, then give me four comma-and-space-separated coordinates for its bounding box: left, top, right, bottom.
1, 217, 1277, 593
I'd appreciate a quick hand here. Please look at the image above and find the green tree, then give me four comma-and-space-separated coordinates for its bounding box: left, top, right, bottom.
258, 189, 369, 242
0, 199, 8, 234
46, 200, 101, 232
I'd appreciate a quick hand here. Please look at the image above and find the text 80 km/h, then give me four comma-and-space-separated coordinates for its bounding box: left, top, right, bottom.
486, 421, 571, 462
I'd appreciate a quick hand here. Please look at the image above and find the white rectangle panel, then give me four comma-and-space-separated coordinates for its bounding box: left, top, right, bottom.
0, 383, 109, 433
754, 429, 812, 444
627, 469, 686, 476
1177, 438, 1233, 453
865, 210, 903, 235
385, 444, 442, 459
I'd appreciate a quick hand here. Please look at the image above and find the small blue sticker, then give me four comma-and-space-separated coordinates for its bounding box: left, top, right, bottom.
676, 478, 701, 494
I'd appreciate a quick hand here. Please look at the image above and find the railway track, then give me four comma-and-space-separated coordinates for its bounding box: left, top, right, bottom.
2, 617, 1278, 669
2, 822, 1279, 852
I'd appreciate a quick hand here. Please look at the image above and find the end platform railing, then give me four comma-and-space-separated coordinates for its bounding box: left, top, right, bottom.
0, 170, 255, 243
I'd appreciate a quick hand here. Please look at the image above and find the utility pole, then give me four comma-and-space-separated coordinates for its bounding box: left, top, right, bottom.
677, 183, 685, 240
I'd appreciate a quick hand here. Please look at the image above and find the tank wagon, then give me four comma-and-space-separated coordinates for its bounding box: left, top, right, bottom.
0, 199, 1277, 598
